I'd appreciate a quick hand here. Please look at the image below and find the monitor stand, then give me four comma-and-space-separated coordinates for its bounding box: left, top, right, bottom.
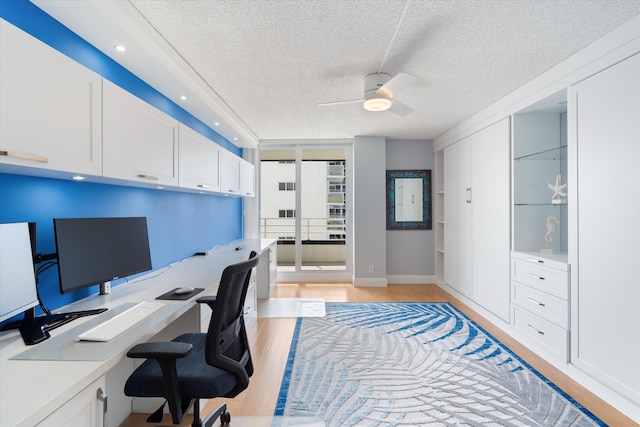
16, 307, 108, 345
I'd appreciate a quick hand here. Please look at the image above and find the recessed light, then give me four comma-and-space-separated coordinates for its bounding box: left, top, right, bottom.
234, 137, 238, 141
115, 45, 127, 52
180, 95, 187, 101
71, 175, 85, 181
214, 122, 220, 126
156, 186, 164, 189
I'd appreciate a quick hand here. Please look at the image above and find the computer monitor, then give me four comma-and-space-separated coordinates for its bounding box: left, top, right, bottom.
53, 217, 152, 294
0, 222, 39, 323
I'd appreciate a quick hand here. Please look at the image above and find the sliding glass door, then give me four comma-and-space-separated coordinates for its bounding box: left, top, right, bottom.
260, 145, 352, 281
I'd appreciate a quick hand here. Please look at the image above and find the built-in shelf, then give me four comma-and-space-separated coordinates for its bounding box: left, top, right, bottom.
514, 145, 567, 161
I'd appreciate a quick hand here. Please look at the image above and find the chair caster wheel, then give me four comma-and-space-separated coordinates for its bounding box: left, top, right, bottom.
220, 410, 231, 425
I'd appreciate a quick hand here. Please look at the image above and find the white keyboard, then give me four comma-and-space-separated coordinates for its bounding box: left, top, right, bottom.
76, 301, 165, 342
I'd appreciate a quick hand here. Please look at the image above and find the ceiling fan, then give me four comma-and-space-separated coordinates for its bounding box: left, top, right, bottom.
318, 72, 417, 116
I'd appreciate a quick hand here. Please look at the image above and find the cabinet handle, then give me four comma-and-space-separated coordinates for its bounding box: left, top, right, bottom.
137, 174, 159, 181
197, 184, 210, 189
527, 273, 545, 280
244, 306, 252, 315
527, 297, 546, 307
0, 150, 48, 163
96, 387, 108, 427
527, 324, 545, 335
526, 257, 544, 264
465, 187, 472, 203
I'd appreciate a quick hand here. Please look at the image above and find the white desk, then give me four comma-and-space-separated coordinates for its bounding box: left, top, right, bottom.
0, 239, 275, 427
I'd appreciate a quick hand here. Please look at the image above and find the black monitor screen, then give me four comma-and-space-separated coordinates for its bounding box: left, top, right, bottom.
54, 217, 152, 294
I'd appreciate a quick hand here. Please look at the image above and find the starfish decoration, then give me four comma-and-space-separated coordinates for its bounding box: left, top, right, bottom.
548, 174, 567, 200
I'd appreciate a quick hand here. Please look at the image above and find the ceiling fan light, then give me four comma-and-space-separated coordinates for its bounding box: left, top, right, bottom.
363, 97, 392, 112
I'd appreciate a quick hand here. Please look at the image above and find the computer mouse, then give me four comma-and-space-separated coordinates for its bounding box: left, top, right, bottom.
174, 287, 195, 295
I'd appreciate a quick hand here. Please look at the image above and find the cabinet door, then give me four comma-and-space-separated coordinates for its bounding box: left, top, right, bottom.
240, 159, 255, 197
471, 118, 511, 321
443, 138, 472, 296
571, 53, 640, 403
0, 21, 102, 176
178, 125, 220, 193
37, 376, 106, 427
219, 149, 241, 195
103, 80, 178, 186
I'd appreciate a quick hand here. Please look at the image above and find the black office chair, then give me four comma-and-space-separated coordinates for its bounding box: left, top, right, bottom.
124, 251, 260, 427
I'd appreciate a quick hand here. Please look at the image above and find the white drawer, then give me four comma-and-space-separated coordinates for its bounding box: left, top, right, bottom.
512, 260, 568, 299
513, 305, 568, 362
512, 282, 568, 328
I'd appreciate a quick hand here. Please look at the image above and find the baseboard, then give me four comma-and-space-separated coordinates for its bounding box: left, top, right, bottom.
386, 275, 436, 284
353, 278, 388, 287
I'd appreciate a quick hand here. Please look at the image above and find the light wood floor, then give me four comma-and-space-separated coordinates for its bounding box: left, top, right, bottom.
121, 283, 637, 427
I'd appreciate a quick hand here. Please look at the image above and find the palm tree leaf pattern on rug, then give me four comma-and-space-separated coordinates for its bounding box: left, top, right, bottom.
275, 302, 604, 426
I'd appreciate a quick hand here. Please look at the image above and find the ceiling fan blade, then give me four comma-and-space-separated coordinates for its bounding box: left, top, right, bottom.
389, 99, 414, 116
375, 72, 417, 98
318, 99, 363, 107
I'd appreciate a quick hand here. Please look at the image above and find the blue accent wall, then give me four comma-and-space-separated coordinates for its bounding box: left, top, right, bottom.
0, 1, 245, 318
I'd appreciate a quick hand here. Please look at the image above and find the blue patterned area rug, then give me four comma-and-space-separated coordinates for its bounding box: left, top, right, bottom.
275, 302, 605, 426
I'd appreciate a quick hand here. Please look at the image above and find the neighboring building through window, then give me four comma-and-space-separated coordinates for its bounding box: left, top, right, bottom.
279, 182, 296, 191
278, 209, 296, 218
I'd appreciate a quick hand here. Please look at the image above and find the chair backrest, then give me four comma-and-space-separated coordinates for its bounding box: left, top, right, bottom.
205, 251, 260, 397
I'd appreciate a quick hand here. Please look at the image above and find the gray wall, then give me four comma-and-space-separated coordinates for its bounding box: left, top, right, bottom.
353, 136, 387, 286
386, 139, 436, 276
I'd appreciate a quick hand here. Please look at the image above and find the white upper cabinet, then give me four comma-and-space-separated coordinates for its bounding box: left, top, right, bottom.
240, 159, 255, 197
219, 149, 241, 195
0, 20, 102, 176
102, 80, 179, 186
178, 125, 220, 193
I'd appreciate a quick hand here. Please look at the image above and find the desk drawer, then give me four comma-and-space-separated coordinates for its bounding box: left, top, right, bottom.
513, 305, 568, 361
512, 282, 568, 328
512, 260, 568, 299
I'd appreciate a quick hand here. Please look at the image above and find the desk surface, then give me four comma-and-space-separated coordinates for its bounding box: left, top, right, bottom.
0, 239, 275, 427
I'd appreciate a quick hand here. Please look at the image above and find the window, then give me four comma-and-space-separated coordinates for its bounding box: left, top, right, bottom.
278, 209, 296, 218
328, 205, 345, 218
328, 180, 345, 193
279, 182, 296, 191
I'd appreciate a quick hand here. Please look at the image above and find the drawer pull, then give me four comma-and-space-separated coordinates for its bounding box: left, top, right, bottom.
527, 297, 546, 307
0, 150, 48, 163
528, 324, 545, 335
527, 273, 545, 280
137, 174, 159, 181
527, 257, 544, 264
197, 184, 210, 189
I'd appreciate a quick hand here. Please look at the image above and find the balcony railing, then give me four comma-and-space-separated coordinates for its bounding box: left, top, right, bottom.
261, 217, 346, 241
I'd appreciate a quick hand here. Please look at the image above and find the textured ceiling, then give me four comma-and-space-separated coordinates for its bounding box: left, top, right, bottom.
32, 0, 640, 144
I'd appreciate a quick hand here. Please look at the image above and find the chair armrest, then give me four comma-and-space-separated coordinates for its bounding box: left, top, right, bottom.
196, 295, 217, 310
196, 295, 216, 304
127, 342, 192, 359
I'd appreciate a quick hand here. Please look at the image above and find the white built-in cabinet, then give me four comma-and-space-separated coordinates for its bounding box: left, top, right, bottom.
240, 159, 256, 197
36, 376, 106, 427
257, 240, 278, 298
443, 118, 511, 321
220, 149, 241, 195
0, 20, 102, 176
178, 124, 220, 193
569, 53, 640, 406
220, 149, 255, 196
0, 19, 254, 198
102, 80, 179, 187
443, 138, 472, 296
